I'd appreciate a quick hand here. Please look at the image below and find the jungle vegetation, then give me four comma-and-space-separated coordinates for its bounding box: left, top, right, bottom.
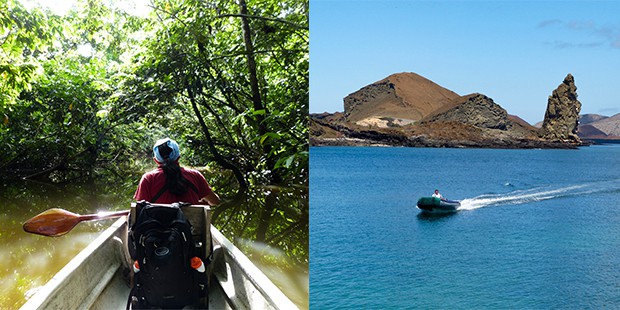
1, 0, 308, 265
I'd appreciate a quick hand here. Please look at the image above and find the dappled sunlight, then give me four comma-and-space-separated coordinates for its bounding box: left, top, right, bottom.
0, 228, 100, 308
213, 185, 308, 309
237, 238, 287, 260
236, 237, 309, 310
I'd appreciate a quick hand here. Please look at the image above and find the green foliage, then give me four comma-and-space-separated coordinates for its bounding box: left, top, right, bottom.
1, 0, 150, 180
120, 0, 309, 188
0, 0, 58, 107
1, 0, 308, 267
117, 0, 309, 264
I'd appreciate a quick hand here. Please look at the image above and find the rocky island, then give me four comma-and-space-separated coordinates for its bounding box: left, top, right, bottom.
311, 72, 617, 149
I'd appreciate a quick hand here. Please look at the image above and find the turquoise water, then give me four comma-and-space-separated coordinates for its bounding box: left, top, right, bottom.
310, 146, 620, 309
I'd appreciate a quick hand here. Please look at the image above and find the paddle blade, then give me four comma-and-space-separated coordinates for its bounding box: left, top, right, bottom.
23, 208, 81, 237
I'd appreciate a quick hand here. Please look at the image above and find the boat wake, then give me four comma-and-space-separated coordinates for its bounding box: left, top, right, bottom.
457, 180, 620, 211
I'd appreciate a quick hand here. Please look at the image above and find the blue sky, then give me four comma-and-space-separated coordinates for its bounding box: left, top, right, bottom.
310, 0, 620, 124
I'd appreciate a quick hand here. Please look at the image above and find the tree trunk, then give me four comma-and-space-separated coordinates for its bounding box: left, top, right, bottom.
185, 79, 248, 189
238, 0, 283, 242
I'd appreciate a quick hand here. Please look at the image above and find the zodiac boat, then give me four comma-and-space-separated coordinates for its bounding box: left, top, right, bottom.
416, 197, 461, 213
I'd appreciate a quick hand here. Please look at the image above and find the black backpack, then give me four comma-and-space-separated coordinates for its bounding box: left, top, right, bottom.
127, 201, 207, 309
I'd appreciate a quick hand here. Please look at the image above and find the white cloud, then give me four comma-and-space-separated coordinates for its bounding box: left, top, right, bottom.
538, 19, 562, 28
540, 19, 620, 49
544, 40, 604, 49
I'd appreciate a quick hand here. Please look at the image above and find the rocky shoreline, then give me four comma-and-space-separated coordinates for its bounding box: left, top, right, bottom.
310, 117, 582, 149
311, 72, 592, 150
310, 136, 583, 149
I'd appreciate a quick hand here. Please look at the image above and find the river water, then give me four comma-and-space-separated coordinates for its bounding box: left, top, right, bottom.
310, 145, 620, 309
0, 180, 132, 308
1, 177, 308, 309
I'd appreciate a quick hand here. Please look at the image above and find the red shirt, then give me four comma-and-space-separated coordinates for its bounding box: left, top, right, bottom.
134, 167, 213, 204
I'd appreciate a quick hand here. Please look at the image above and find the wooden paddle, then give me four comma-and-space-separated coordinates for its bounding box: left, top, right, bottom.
23, 208, 129, 237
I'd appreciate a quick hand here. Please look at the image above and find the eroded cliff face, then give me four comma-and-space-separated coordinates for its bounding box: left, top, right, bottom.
539, 74, 582, 143
422, 93, 510, 130
343, 81, 402, 122
343, 72, 460, 123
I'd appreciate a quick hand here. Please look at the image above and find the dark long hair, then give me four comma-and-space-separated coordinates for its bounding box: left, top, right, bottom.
156, 143, 189, 196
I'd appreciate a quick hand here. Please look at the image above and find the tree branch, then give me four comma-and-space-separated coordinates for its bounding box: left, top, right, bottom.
22, 146, 94, 181
185, 78, 248, 189
217, 13, 308, 30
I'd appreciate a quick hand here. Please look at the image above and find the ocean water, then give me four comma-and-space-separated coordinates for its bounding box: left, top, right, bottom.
310, 145, 620, 309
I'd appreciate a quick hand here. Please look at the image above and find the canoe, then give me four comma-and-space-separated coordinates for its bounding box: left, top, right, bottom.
20, 203, 298, 310
416, 197, 461, 213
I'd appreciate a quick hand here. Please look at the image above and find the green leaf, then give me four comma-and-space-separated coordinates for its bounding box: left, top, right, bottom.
96, 109, 109, 118
252, 109, 266, 116
284, 154, 295, 168
259, 132, 280, 145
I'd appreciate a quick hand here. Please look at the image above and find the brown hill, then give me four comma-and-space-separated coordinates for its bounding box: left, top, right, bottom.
535, 114, 608, 129
588, 113, 620, 136
580, 114, 608, 125
578, 124, 608, 139
508, 114, 536, 130
343, 72, 460, 123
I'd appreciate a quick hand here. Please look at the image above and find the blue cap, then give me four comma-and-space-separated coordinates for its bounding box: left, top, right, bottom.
153, 138, 180, 162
